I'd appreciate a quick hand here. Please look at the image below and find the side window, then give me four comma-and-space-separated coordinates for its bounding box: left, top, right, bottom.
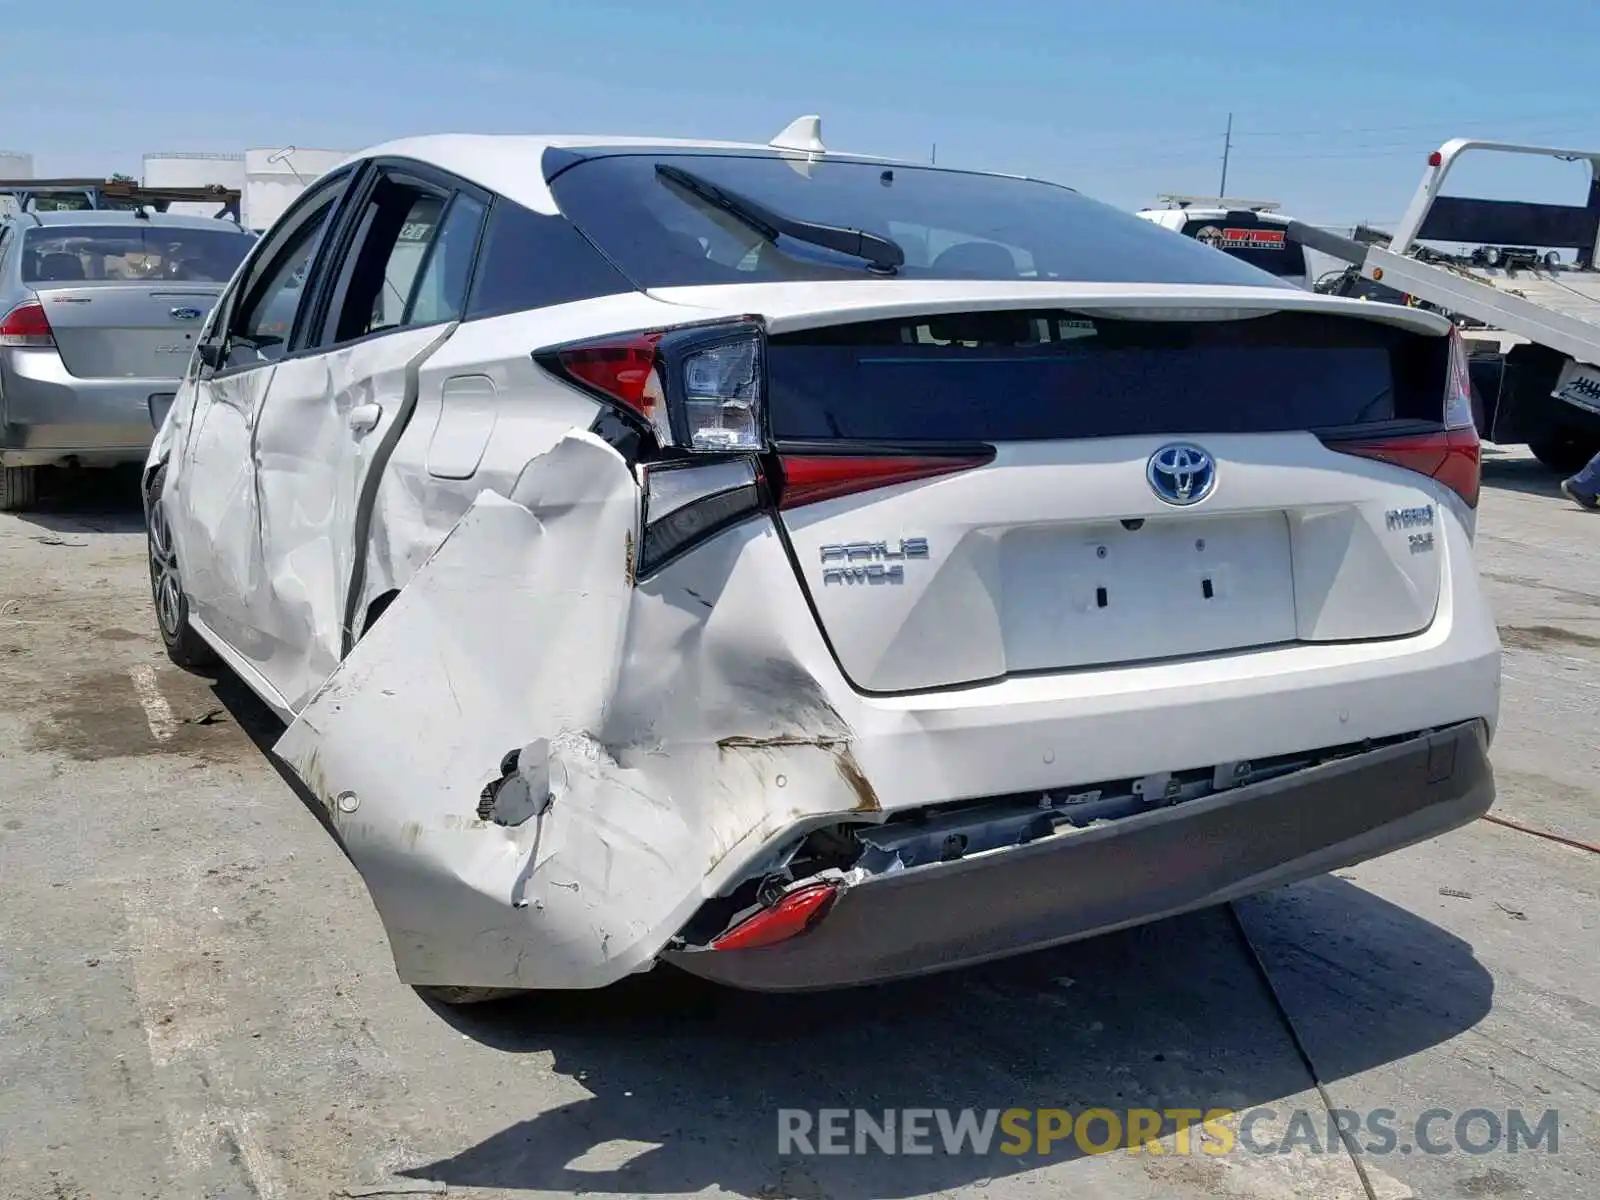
405, 194, 487, 326
222, 187, 344, 372
319, 175, 485, 347
464, 198, 632, 321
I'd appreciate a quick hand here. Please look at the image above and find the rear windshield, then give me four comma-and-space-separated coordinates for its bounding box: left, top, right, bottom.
767, 310, 1447, 443
21, 225, 254, 284
549, 152, 1297, 290
1181, 217, 1307, 280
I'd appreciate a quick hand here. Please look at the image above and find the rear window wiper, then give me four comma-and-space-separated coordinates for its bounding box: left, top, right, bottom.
654, 162, 905, 275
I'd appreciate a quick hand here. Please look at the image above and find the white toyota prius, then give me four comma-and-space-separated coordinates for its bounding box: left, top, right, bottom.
144, 118, 1501, 1001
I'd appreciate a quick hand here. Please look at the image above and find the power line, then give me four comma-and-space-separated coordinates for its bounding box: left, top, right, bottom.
1080, 125, 1600, 167
1233, 107, 1600, 140
1057, 110, 1600, 157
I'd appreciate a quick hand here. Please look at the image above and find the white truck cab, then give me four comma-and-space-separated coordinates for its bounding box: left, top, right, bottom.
1137, 195, 1312, 290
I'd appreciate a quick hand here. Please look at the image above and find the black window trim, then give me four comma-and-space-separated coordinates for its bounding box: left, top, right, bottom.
204, 163, 361, 381
299, 156, 493, 356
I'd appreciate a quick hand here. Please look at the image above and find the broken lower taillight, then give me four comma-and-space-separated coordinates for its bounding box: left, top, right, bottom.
1323, 326, 1481, 508
709, 882, 840, 951
639, 457, 764, 576
775, 452, 994, 509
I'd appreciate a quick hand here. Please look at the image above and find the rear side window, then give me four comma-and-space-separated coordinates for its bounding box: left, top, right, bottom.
1181, 217, 1307, 280
21, 225, 254, 284
550, 153, 1295, 289
464, 198, 633, 320
767, 311, 1448, 443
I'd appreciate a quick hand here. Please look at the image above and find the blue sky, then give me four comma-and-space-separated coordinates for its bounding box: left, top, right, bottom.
4, 0, 1598, 225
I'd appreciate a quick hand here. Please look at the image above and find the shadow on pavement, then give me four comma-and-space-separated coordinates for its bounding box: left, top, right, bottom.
1481, 451, 1565, 501
10, 465, 147, 536
204, 670, 361, 863
394, 882, 1492, 1198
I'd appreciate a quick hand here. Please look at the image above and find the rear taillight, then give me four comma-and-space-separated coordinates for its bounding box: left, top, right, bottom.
0, 300, 54, 348
540, 319, 764, 453
1325, 326, 1481, 508
709, 882, 839, 951
775, 452, 994, 509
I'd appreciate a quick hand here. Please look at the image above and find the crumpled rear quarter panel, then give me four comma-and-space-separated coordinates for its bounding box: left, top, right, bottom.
274, 431, 879, 990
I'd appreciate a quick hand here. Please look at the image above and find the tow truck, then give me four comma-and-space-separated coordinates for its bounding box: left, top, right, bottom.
1296, 140, 1600, 473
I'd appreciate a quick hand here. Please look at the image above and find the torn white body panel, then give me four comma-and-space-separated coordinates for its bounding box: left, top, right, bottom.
274, 432, 878, 989
349, 296, 704, 648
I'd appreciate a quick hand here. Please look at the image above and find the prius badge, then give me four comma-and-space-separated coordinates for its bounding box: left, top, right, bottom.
820, 538, 928, 585
1147, 443, 1216, 506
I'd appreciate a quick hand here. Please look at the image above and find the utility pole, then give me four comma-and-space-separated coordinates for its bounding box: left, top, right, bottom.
1219, 113, 1233, 197
931, 142, 937, 165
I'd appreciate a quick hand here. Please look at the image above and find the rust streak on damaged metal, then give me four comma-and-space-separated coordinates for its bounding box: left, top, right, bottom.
835, 746, 881, 812
714, 734, 881, 813
715, 734, 851, 751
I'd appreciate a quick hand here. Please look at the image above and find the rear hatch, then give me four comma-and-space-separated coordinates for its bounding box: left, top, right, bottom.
20, 221, 252, 380
544, 151, 1472, 694
750, 299, 1469, 694
36, 284, 222, 379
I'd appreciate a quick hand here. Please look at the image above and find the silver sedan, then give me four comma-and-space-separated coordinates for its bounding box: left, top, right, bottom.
0, 210, 255, 509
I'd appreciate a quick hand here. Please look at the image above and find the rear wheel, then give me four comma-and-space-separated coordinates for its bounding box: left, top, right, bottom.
146, 466, 218, 671
0, 466, 38, 512
1528, 430, 1600, 475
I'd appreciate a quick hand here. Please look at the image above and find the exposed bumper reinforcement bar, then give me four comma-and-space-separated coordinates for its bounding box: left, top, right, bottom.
664, 719, 1494, 991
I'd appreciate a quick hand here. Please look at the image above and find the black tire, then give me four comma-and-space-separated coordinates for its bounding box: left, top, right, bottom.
146, 465, 219, 671
0, 465, 39, 512
1528, 431, 1600, 475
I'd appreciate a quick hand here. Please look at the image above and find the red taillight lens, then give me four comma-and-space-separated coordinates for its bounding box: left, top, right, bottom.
556, 333, 666, 427
709, 882, 839, 951
777, 453, 993, 509
0, 300, 54, 347
543, 320, 766, 452
1325, 327, 1481, 508
1331, 431, 1480, 508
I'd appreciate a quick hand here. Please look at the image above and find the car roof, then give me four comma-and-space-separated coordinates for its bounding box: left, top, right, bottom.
343, 134, 945, 216
11, 209, 247, 232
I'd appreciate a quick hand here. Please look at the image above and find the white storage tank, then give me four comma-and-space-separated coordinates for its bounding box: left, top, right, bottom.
142, 151, 246, 217
0, 150, 33, 216
243, 147, 351, 232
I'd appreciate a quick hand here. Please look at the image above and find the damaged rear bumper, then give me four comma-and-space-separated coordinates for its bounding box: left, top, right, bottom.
663, 719, 1493, 991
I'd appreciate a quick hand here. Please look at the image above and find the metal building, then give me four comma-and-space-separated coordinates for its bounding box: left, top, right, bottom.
0, 150, 34, 215
243, 147, 350, 231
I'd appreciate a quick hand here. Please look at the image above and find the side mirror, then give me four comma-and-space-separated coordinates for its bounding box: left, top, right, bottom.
196, 341, 224, 371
